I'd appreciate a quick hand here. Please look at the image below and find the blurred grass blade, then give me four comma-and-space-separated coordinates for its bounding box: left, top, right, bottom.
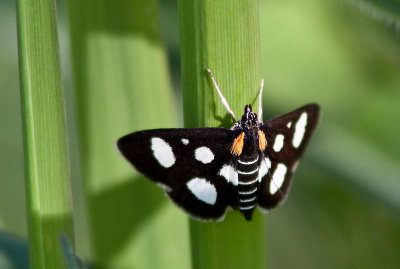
16, 0, 74, 268
66, 0, 190, 267
178, 0, 267, 268
311, 125, 400, 212
347, 0, 400, 27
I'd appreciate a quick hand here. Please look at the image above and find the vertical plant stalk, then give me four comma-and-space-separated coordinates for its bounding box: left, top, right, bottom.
16, 0, 74, 268
66, 0, 190, 267
178, 0, 267, 268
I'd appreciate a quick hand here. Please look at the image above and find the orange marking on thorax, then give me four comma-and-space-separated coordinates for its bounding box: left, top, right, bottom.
231, 132, 245, 156
258, 130, 267, 151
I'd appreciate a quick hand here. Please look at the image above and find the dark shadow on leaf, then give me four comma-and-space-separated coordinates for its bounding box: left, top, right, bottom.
69, 0, 165, 143
77, 0, 162, 43
214, 113, 234, 128
206, 77, 235, 128
89, 175, 165, 261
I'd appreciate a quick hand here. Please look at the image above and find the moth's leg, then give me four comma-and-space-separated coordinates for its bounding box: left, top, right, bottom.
206, 68, 236, 123
258, 79, 264, 121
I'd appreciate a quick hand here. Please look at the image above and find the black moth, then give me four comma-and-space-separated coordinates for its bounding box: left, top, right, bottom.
117, 69, 320, 221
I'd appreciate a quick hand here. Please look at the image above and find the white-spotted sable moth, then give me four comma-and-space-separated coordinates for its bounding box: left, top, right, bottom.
117, 69, 320, 221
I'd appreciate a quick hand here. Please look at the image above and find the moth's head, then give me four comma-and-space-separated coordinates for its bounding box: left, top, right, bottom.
240, 104, 259, 129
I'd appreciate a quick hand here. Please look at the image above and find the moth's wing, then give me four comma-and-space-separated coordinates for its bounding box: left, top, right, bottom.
258, 104, 320, 209
117, 128, 238, 220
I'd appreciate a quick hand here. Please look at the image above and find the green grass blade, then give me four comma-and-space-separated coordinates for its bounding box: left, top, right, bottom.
16, 0, 74, 268
347, 0, 400, 26
311, 124, 400, 212
66, 0, 190, 267
178, 0, 266, 268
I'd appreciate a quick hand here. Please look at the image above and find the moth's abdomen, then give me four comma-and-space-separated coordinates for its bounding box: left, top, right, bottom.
236, 155, 260, 221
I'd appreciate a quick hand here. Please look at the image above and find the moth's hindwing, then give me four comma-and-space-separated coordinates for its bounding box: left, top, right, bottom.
258, 104, 320, 209
117, 128, 238, 220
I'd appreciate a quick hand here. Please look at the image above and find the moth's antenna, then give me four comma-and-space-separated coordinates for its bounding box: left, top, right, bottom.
206, 68, 236, 123
258, 79, 264, 121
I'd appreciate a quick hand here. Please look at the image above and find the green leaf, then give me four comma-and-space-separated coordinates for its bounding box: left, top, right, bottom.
178, 0, 267, 268
66, 0, 190, 267
16, 0, 74, 268
310, 125, 400, 212
347, 0, 400, 27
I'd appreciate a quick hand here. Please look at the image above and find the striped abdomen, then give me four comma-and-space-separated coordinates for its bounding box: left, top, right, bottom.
236, 154, 260, 220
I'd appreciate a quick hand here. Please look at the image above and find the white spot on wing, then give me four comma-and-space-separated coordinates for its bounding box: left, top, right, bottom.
270, 163, 287, 194
181, 138, 189, 145
287, 121, 292, 128
195, 146, 214, 164
258, 157, 271, 182
219, 165, 238, 186
273, 134, 285, 152
292, 112, 308, 148
151, 137, 175, 168
187, 177, 217, 205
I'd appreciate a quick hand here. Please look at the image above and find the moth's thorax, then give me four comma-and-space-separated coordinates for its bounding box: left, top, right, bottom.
241, 130, 260, 156
230, 104, 265, 157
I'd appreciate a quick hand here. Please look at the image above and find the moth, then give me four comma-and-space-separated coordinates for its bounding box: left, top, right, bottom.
117, 69, 320, 221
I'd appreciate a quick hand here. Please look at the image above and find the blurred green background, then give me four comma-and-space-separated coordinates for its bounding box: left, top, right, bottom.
1, 0, 400, 268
